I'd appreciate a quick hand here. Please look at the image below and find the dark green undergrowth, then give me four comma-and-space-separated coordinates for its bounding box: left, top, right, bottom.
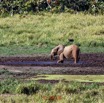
0, 0, 104, 16
0, 78, 101, 95
1, 78, 104, 103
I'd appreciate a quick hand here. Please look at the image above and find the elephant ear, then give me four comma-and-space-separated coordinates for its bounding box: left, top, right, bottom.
53, 48, 59, 55
50, 48, 58, 60
57, 49, 63, 55
57, 45, 64, 55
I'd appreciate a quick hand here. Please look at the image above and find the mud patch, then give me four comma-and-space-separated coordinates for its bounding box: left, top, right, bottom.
0, 53, 104, 80
0, 53, 104, 67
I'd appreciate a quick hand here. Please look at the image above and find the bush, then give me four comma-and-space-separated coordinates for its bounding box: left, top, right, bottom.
0, 0, 104, 15
0, 0, 39, 16
89, 1, 104, 14
16, 82, 41, 95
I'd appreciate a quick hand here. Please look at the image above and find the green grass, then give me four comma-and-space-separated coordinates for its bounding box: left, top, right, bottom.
0, 46, 104, 56
31, 75, 104, 83
1, 75, 104, 95
0, 13, 104, 55
0, 45, 51, 56
0, 79, 104, 103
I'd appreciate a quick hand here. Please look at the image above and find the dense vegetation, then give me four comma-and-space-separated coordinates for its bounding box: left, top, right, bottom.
0, 0, 104, 16
1, 79, 104, 103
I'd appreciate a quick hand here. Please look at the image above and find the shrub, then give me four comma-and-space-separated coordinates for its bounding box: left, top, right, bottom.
0, 0, 104, 15
89, 1, 104, 14
16, 82, 41, 95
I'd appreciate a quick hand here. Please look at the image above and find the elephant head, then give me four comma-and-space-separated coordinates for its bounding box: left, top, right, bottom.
50, 44, 64, 60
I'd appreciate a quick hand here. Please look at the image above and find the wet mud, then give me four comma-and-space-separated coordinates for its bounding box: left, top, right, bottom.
0, 53, 104, 78
0, 53, 104, 67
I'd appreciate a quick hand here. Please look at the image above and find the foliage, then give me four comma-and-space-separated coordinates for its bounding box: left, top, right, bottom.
16, 82, 41, 95
0, 80, 104, 103
0, 0, 104, 16
0, 0, 39, 16
0, 79, 100, 95
89, 1, 104, 14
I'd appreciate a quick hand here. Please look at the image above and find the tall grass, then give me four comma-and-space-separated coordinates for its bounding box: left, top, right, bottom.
0, 13, 104, 46
0, 13, 104, 55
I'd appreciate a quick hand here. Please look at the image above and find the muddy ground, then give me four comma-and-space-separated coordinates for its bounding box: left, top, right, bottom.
0, 53, 104, 81
0, 53, 104, 67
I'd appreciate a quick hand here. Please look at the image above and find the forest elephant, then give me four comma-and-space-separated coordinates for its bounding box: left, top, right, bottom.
57, 44, 80, 64
50, 44, 65, 60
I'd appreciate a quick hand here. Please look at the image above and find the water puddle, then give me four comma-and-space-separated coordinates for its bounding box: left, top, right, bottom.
0, 60, 85, 66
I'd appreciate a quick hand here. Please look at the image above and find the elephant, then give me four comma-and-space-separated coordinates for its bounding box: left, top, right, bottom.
57, 44, 80, 64
50, 44, 65, 60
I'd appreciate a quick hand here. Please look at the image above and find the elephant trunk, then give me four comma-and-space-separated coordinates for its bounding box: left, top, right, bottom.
50, 54, 54, 60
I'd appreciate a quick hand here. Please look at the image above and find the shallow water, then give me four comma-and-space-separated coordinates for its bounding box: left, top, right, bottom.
0, 60, 85, 66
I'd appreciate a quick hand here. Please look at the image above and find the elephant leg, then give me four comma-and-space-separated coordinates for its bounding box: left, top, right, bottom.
72, 51, 78, 64
74, 58, 77, 64
57, 53, 64, 63
74, 49, 80, 64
